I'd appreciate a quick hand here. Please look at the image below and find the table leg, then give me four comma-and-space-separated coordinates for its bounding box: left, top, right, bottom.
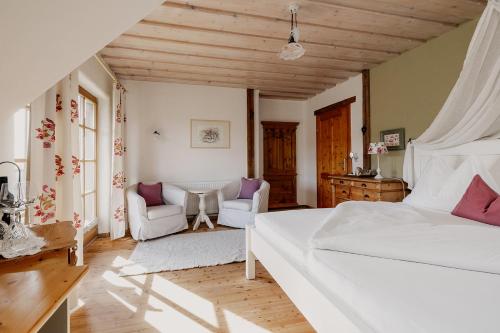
204, 214, 214, 229
193, 214, 201, 231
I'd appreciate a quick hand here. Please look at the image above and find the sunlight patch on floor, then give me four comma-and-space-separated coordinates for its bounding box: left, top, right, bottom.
107, 290, 138, 312
111, 255, 135, 268
145, 294, 212, 333
223, 309, 272, 333
151, 274, 218, 327
102, 270, 143, 295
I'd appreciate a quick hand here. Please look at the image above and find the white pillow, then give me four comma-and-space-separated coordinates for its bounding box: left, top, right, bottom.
404, 156, 498, 212
403, 157, 454, 209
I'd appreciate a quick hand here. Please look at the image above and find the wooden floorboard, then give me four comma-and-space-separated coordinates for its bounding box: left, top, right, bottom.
70, 223, 314, 333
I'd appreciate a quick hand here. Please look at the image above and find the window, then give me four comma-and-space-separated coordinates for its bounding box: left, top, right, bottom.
78, 87, 98, 227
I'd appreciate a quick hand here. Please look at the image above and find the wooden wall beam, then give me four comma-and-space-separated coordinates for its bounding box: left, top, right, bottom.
362, 69, 371, 170
247, 89, 255, 178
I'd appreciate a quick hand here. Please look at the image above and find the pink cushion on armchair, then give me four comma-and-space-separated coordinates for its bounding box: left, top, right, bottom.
238, 177, 261, 199
452, 175, 500, 226
137, 182, 164, 207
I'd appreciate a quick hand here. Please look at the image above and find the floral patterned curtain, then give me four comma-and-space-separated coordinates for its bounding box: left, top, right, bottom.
110, 82, 127, 240
29, 71, 84, 264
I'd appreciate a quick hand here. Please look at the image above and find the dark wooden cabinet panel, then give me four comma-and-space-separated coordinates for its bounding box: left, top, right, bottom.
262, 121, 299, 209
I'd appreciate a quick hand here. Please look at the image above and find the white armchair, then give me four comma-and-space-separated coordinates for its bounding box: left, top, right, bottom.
127, 183, 188, 241
217, 179, 270, 228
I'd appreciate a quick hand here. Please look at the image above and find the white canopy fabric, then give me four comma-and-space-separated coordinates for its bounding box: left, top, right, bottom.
404, 0, 500, 188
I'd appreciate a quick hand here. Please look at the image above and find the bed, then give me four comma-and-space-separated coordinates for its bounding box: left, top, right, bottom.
245, 140, 500, 332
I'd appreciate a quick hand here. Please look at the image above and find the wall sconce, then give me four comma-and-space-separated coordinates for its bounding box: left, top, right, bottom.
153, 130, 161, 136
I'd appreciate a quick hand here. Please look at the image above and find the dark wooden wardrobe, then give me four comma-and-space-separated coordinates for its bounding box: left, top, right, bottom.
261, 121, 299, 208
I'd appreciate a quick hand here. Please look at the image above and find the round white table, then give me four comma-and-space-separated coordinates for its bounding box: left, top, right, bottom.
190, 189, 215, 231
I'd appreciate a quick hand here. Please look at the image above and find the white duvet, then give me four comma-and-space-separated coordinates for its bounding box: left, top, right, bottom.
311, 201, 500, 274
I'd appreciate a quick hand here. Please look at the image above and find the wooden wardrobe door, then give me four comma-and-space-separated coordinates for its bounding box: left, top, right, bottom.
315, 101, 352, 208
262, 121, 299, 209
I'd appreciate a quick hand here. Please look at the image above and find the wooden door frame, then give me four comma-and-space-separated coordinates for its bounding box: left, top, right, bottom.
314, 96, 355, 207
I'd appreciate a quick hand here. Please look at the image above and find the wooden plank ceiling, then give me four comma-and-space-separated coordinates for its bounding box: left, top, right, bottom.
100, 0, 485, 100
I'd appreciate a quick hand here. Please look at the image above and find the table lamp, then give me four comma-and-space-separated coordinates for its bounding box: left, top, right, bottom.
368, 142, 388, 180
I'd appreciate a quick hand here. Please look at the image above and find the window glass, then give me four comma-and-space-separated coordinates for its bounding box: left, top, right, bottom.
84, 162, 95, 194
78, 88, 98, 227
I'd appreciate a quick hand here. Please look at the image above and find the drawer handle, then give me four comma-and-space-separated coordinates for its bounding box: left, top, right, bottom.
361, 183, 367, 188
339, 180, 344, 184
342, 190, 347, 195
364, 194, 370, 199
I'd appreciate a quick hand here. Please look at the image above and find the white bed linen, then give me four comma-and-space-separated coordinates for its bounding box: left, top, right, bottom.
309, 250, 500, 333
254, 208, 333, 264
255, 208, 500, 333
311, 201, 500, 274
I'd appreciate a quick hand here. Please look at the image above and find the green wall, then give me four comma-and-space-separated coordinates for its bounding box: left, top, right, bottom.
370, 19, 478, 177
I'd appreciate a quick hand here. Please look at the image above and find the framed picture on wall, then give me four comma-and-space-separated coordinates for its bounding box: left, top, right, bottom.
191, 119, 231, 148
380, 128, 405, 151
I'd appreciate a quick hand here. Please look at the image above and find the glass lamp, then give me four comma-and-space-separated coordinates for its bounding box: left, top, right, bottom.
368, 142, 388, 180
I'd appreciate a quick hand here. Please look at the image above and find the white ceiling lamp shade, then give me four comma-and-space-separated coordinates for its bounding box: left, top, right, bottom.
279, 3, 306, 61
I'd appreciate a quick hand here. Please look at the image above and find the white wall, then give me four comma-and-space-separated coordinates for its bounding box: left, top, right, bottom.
0, 0, 163, 119
78, 57, 114, 234
124, 80, 247, 184
258, 98, 309, 205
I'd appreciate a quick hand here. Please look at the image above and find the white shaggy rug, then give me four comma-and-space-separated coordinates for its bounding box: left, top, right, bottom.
119, 229, 245, 276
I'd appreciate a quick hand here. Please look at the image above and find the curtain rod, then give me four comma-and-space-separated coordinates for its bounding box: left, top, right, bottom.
93, 54, 118, 83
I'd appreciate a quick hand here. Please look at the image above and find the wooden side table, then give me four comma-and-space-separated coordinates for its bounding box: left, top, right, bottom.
0, 221, 88, 333
190, 189, 215, 230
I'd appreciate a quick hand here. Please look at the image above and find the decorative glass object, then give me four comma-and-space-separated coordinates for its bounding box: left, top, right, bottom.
0, 161, 45, 258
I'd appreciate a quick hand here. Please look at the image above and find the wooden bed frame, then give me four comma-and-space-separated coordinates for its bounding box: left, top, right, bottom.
246, 139, 500, 333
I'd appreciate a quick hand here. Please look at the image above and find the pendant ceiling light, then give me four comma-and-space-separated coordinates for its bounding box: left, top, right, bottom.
279, 3, 305, 61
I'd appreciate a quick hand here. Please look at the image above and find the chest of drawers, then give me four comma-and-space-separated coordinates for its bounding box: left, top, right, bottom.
331, 176, 406, 207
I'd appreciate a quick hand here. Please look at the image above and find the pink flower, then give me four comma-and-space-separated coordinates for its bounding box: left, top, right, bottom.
55, 154, 65, 179
72, 155, 81, 176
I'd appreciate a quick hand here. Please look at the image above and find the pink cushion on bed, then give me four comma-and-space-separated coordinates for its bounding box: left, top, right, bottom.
451, 175, 500, 226
238, 177, 261, 199
137, 182, 164, 207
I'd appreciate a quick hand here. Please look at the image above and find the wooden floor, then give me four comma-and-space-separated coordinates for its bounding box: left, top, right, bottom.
71, 223, 314, 333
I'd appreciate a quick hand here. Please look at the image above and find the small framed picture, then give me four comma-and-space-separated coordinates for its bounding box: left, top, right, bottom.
380, 128, 405, 151
191, 119, 230, 149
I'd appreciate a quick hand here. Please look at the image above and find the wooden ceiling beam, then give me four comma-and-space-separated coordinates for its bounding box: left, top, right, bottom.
299, 0, 481, 24
100, 47, 357, 79
145, 3, 422, 53
260, 95, 309, 101
259, 91, 314, 99
104, 57, 340, 85
111, 67, 329, 91
117, 74, 323, 95
127, 21, 392, 64
310, 0, 484, 25
109, 35, 371, 72
162, 1, 459, 41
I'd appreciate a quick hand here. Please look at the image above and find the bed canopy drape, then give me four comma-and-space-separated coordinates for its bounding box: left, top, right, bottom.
404, 0, 500, 188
